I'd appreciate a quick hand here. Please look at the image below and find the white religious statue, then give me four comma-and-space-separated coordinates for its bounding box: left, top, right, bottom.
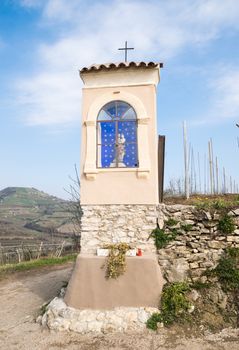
117, 133, 126, 162
110, 133, 126, 167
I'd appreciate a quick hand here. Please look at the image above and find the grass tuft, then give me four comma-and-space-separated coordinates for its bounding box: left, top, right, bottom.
0, 254, 77, 277
150, 228, 177, 249
218, 215, 236, 234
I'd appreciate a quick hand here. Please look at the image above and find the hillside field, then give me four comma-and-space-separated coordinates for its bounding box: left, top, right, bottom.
0, 187, 76, 246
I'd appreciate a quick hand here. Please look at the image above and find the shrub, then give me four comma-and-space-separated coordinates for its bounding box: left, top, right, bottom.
150, 228, 177, 249
218, 215, 235, 234
146, 282, 192, 330
212, 248, 239, 291
160, 282, 191, 324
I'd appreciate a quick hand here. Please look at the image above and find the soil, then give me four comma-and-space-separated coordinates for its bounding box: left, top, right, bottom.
0, 263, 238, 350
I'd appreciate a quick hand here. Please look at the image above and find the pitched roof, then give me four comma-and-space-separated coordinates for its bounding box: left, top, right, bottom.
80, 61, 163, 73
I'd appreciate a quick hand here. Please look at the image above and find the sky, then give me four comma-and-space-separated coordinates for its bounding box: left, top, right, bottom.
0, 0, 239, 199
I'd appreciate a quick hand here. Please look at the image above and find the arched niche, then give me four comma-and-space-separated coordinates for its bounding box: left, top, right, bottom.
84, 91, 150, 180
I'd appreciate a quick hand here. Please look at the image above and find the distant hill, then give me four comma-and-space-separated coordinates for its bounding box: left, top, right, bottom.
0, 187, 64, 207
0, 187, 76, 246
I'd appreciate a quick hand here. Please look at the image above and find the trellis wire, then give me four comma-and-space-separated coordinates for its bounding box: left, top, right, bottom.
0, 241, 76, 266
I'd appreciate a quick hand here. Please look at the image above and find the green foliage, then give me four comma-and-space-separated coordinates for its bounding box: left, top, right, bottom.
146, 312, 163, 330
190, 280, 211, 290
227, 247, 239, 258
103, 243, 130, 279
212, 248, 239, 291
160, 282, 191, 324
212, 199, 229, 210
146, 282, 192, 329
150, 228, 177, 249
181, 223, 193, 232
218, 215, 235, 234
165, 218, 178, 227
194, 198, 237, 211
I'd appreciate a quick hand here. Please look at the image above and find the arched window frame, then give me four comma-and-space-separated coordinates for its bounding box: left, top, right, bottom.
96, 101, 138, 169
83, 91, 150, 180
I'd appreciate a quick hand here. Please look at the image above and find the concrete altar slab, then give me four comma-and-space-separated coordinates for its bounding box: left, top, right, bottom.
64, 254, 164, 310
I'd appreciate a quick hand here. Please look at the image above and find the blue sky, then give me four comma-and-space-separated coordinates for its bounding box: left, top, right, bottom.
0, 0, 239, 199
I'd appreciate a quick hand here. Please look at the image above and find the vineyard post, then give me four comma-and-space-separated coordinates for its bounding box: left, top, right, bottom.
216, 156, 219, 194
208, 140, 213, 194
37, 242, 43, 259
210, 138, 215, 194
183, 121, 189, 199
223, 167, 226, 193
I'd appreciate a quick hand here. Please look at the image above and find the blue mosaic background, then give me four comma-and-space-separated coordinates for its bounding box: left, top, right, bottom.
99, 121, 138, 167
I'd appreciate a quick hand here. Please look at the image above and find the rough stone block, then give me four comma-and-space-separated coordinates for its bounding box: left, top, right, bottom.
208, 241, 225, 249
189, 262, 199, 269
227, 236, 239, 243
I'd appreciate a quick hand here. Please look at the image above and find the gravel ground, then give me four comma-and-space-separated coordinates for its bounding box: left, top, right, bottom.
0, 263, 238, 350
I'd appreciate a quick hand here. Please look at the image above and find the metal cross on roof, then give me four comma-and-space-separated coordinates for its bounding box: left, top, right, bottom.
118, 41, 134, 62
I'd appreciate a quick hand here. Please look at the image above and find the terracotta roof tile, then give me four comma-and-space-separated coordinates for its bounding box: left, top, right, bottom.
80, 61, 163, 73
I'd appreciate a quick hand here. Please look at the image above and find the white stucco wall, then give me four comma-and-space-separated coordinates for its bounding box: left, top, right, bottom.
80, 66, 161, 205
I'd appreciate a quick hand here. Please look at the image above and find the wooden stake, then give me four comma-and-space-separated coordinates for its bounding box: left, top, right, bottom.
37, 242, 43, 260
183, 121, 189, 199
223, 167, 226, 193
208, 141, 213, 194
215, 157, 219, 194
210, 138, 215, 194
198, 152, 201, 193
204, 153, 207, 194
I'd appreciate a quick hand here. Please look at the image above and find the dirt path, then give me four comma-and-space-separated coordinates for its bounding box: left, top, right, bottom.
0, 263, 238, 350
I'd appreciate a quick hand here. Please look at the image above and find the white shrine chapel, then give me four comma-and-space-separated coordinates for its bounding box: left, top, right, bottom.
64, 60, 165, 317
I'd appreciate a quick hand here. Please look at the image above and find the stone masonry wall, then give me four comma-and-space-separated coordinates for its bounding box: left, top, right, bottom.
81, 204, 239, 281
80, 205, 157, 254
157, 204, 239, 282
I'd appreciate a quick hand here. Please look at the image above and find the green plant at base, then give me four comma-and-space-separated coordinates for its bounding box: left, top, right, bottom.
103, 243, 130, 279
146, 312, 163, 330
218, 215, 235, 234
211, 248, 239, 291
150, 228, 177, 249
146, 282, 192, 330
160, 282, 191, 324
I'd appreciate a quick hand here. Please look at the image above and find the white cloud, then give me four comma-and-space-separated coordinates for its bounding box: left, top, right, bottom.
210, 68, 239, 121
16, 0, 239, 127
17, 71, 81, 126
43, 0, 82, 22
191, 66, 239, 126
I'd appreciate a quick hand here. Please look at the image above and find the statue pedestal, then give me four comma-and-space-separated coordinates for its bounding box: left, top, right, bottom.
64, 254, 164, 310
